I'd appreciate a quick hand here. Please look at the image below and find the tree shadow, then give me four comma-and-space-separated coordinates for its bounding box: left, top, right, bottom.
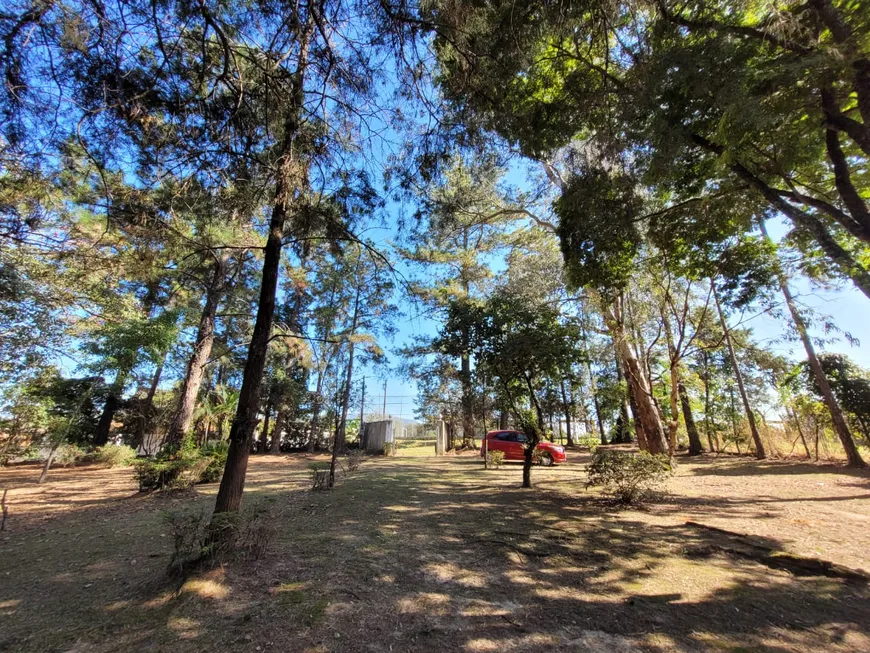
1, 454, 869, 652
682, 454, 870, 480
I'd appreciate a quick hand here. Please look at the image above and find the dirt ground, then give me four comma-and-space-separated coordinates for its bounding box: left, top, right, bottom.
1, 449, 869, 652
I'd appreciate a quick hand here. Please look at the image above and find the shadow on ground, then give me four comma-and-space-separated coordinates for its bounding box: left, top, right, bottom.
1, 453, 869, 652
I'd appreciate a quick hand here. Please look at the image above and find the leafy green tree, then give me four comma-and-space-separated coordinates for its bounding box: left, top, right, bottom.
84, 302, 178, 446
426, 0, 870, 299
321, 243, 397, 485
400, 154, 521, 447
3, 0, 420, 520
440, 291, 577, 487
804, 353, 870, 447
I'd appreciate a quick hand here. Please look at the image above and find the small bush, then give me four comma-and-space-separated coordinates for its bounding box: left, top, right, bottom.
94, 444, 137, 467
54, 443, 86, 467
199, 441, 228, 483
134, 437, 209, 491
310, 468, 330, 490
586, 449, 672, 505
0, 439, 32, 466
164, 508, 210, 576
577, 435, 601, 453
308, 461, 330, 472
234, 500, 278, 559
134, 458, 206, 491
307, 461, 331, 489
485, 450, 505, 468
382, 441, 396, 456
339, 450, 364, 474
164, 500, 279, 577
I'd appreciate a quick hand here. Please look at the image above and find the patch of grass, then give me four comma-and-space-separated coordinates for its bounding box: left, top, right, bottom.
270, 581, 328, 625
272, 582, 308, 605
307, 597, 329, 624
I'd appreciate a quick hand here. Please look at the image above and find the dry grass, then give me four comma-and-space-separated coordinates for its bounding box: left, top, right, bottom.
1, 450, 869, 652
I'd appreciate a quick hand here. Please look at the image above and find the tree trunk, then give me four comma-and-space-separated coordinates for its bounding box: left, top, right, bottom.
729, 385, 742, 454
701, 351, 717, 452
713, 281, 766, 459
330, 262, 362, 486
165, 259, 224, 446
787, 406, 812, 459
211, 239, 277, 512
133, 354, 166, 449
330, 344, 356, 486
460, 349, 474, 448
38, 438, 63, 484
480, 379, 488, 438
560, 378, 574, 446
459, 252, 475, 449
587, 360, 607, 444
602, 295, 668, 454
266, 258, 308, 454
757, 221, 865, 467
93, 367, 129, 447
308, 359, 331, 452
260, 399, 273, 453
679, 382, 704, 455
308, 392, 322, 452
613, 350, 632, 444
786, 407, 813, 460
776, 269, 865, 467
660, 308, 682, 456
580, 319, 608, 443
40, 387, 94, 483
521, 372, 544, 489
211, 18, 314, 517
271, 408, 285, 455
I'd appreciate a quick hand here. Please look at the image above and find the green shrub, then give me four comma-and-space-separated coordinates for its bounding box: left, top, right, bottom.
577, 435, 601, 453
485, 450, 505, 468
586, 449, 672, 505
134, 437, 209, 491
382, 441, 396, 456
199, 441, 228, 483
134, 457, 208, 491
54, 443, 86, 467
94, 444, 137, 467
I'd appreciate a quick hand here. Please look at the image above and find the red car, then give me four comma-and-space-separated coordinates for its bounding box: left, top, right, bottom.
480, 430, 567, 466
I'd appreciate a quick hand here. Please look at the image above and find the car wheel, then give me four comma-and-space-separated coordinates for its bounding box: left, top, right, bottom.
538, 452, 553, 466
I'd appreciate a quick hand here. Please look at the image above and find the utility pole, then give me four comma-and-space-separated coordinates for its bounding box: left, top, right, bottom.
383, 379, 387, 418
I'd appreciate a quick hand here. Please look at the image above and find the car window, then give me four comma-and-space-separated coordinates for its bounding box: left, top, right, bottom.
493, 433, 510, 441
515, 433, 527, 443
